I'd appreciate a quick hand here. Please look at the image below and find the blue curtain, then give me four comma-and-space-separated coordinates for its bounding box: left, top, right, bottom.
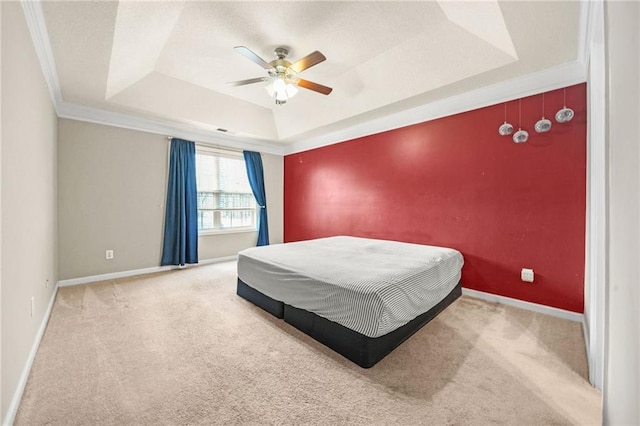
161, 138, 198, 266
243, 151, 270, 246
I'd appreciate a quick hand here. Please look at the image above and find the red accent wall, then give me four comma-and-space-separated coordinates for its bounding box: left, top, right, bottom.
284, 84, 587, 313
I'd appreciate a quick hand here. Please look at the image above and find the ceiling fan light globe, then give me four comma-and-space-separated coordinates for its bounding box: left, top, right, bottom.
513, 129, 528, 143
272, 77, 290, 103
265, 81, 275, 97
273, 78, 286, 92
275, 91, 288, 102
285, 84, 298, 98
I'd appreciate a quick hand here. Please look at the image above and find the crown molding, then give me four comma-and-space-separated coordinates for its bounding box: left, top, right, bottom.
577, 0, 590, 66
283, 60, 587, 155
21, 0, 62, 111
57, 101, 287, 155
579, 0, 604, 67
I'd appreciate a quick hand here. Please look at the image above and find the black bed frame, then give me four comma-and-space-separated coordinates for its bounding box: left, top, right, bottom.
237, 278, 462, 368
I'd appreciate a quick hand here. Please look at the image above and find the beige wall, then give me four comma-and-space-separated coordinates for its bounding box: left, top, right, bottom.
58, 119, 168, 279
58, 119, 284, 280
1, 2, 58, 422
604, 2, 640, 424
263, 151, 284, 245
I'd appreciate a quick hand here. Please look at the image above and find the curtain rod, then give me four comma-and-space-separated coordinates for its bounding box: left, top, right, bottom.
166, 136, 245, 153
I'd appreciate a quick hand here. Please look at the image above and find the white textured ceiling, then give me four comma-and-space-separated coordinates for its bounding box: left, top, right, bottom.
41, 1, 582, 145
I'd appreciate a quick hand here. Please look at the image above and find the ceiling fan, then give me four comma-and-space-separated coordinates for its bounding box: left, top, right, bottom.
226, 46, 333, 105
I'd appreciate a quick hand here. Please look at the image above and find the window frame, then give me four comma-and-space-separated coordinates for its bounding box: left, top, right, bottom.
195, 145, 258, 236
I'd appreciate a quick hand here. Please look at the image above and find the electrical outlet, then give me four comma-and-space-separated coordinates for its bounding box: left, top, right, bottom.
31, 296, 35, 318
106, 250, 114, 260
521, 268, 534, 283
46, 279, 49, 289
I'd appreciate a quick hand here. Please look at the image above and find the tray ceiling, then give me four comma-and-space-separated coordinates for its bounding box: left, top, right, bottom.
40, 1, 583, 147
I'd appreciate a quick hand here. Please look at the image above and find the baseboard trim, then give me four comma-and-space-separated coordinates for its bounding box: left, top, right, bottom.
461, 288, 584, 322
3, 283, 59, 426
582, 316, 593, 384
57, 256, 238, 287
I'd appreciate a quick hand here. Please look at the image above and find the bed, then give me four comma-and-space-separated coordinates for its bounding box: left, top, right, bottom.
236, 236, 464, 368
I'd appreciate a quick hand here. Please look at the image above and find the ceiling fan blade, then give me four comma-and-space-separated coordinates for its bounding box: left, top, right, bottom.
297, 78, 333, 95
226, 77, 268, 87
290, 51, 326, 73
234, 46, 273, 70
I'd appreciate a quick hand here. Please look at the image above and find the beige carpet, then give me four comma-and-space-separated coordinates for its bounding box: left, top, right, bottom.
16, 261, 601, 425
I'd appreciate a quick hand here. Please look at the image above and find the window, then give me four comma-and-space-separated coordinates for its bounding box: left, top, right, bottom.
195, 146, 256, 233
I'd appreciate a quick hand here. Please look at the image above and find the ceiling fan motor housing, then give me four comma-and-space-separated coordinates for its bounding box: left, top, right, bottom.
269, 48, 296, 80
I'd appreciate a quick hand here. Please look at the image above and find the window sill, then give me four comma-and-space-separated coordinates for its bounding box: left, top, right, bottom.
198, 228, 258, 237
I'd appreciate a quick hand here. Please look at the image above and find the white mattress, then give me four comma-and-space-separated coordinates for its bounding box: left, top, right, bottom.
237, 236, 464, 338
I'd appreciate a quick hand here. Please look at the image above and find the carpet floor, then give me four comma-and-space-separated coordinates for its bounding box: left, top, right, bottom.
15, 261, 601, 425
